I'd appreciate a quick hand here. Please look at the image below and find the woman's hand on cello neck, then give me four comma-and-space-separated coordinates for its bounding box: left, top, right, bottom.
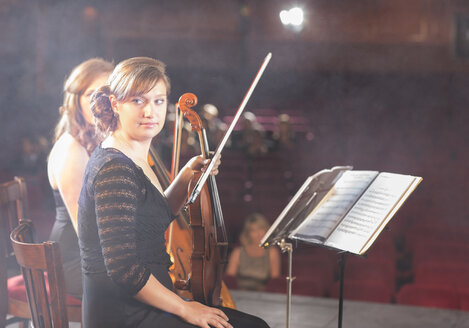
187, 153, 221, 176
164, 154, 221, 215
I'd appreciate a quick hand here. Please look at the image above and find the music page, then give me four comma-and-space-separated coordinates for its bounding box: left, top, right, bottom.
325, 172, 418, 254
291, 171, 378, 244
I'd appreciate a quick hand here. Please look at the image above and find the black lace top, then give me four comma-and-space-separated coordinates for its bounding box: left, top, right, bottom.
78, 146, 173, 296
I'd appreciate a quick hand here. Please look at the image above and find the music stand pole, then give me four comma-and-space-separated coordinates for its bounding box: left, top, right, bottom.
278, 239, 294, 328
338, 251, 347, 328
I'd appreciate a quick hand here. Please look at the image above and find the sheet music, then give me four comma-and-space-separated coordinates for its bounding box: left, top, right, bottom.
260, 166, 352, 247
325, 172, 417, 254
291, 171, 378, 243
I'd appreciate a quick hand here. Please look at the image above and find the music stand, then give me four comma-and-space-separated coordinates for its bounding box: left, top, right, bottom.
260, 166, 352, 328
261, 166, 421, 328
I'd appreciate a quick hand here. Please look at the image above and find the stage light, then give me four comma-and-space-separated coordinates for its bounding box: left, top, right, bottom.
279, 7, 304, 27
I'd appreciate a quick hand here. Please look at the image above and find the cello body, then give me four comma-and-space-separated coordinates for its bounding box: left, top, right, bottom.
166, 54, 271, 307
149, 143, 234, 308
177, 93, 229, 306
187, 170, 227, 305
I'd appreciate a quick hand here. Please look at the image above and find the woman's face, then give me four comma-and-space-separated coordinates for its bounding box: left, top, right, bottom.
248, 222, 267, 245
113, 79, 168, 143
80, 73, 109, 124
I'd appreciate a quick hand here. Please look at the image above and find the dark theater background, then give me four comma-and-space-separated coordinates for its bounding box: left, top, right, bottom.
1, 0, 468, 320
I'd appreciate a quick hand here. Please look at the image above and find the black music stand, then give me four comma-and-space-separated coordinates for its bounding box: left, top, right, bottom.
261, 166, 422, 328
260, 166, 352, 328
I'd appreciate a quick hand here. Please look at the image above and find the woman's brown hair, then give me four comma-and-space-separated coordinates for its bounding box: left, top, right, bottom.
91, 57, 171, 137
54, 58, 114, 154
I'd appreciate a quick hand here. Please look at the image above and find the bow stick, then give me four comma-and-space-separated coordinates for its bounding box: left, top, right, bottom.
187, 52, 272, 205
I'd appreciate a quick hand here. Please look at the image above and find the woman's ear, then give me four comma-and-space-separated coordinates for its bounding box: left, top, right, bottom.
109, 94, 119, 114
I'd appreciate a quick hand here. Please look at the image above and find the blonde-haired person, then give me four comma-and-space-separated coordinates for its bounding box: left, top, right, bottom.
78, 57, 270, 328
226, 213, 281, 291
47, 58, 114, 299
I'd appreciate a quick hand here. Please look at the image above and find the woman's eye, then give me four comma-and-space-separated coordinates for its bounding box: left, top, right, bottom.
132, 98, 143, 105
155, 98, 166, 105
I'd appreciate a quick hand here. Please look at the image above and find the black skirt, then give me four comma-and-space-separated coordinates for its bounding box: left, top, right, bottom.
82, 272, 269, 328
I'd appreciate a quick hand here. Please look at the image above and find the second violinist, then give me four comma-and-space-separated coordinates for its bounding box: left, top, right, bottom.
78, 57, 270, 328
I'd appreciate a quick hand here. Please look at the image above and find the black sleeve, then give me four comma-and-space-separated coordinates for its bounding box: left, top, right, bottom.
93, 159, 151, 295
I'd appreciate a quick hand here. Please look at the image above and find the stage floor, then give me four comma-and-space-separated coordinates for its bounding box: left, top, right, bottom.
230, 290, 469, 328
8, 290, 469, 327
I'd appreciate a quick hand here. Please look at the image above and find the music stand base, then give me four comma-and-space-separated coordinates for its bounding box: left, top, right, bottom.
278, 239, 295, 328
338, 251, 347, 328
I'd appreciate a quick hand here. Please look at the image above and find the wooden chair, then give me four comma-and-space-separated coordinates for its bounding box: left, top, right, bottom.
0, 177, 30, 327
10, 220, 81, 327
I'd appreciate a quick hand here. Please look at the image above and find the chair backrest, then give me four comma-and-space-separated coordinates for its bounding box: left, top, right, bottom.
10, 220, 69, 328
0, 177, 29, 327
0, 177, 29, 256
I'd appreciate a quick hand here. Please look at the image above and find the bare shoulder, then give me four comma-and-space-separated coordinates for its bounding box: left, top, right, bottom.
226, 246, 242, 275
48, 133, 89, 183
228, 246, 242, 263
50, 133, 88, 164
230, 247, 241, 257
269, 246, 281, 258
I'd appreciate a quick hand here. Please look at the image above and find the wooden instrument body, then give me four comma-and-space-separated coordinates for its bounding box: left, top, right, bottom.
188, 171, 226, 305
166, 56, 271, 307
177, 93, 229, 307
149, 141, 234, 307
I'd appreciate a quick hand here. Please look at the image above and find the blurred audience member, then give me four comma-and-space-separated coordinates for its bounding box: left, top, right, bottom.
226, 213, 281, 291
246, 126, 269, 157
17, 137, 43, 175
271, 114, 296, 150
231, 111, 257, 150
231, 111, 270, 157
201, 103, 226, 148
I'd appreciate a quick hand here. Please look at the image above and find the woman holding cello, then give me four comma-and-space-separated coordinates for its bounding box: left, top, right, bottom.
77, 56, 270, 328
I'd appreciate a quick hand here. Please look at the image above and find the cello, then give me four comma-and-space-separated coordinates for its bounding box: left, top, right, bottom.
148, 125, 235, 307
177, 93, 228, 306
147, 148, 192, 291
172, 52, 272, 306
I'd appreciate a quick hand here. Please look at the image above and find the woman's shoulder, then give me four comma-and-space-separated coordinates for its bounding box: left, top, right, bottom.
48, 133, 88, 179
87, 147, 141, 183
48, 133, 90, 190
229, 246, 242, 259
95, 147, 139, 168
50, 133, 88, 161
268, 246, 281, 259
